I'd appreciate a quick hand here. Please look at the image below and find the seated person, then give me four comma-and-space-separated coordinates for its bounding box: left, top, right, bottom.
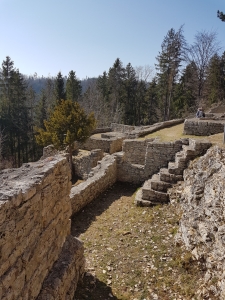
196, 107, 205, 118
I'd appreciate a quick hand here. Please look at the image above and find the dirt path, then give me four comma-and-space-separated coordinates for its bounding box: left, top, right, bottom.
72, 182, 206, 300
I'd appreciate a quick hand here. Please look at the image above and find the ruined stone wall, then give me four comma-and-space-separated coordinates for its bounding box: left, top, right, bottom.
144, 140, 184, 177
70, 155, 117, 215
80, 135, 125, 154
122, 139, 155, 164
0, 156, 84, 300
176, 146, 225, 299
111, 119, 184, 138
111, 123, 135, 133
183, 118, 225, 136
116, 139, 184, 184
73, 149, 104, 179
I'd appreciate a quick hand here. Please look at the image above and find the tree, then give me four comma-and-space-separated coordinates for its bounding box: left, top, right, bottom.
35, 100, 96, 173
145, 78, 159, 124
66, 70, 82, 102
0, 57, 31, 166
217, 10, 225, 21
54, 71, 66, 103
204, 52, 225, 104
122, 63, 138, 125
108, 58, 126, 122
186, 30, 220, 104
155, 26, 186, 121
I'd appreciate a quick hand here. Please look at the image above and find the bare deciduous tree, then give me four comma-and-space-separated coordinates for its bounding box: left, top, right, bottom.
135, 65, 155, 83
186, 30, 221, 103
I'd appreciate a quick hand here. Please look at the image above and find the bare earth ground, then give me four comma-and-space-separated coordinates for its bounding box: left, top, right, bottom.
72, 182, 209, 300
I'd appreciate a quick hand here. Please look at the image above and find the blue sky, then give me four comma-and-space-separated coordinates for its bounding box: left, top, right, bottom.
0, 0, 224, 79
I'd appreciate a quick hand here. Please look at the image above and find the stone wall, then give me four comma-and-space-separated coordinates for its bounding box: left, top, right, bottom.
70, 155, 117, 215
116, 139, 185, 184
0, 156, 84, 300
183, 118, 225, 136
144, 140, 185, 177
122, 139, 155, 164
79, 135, 125, 154
111, 119, 184, 138
73, 149, 104, 179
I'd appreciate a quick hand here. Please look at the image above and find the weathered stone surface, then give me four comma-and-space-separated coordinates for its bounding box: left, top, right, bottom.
79, 134, 125, 154
37, 235, 84, 300
111, 119, 184, 138
117, 139, 185, 184
183, 117, 225, 136
70, 155, 117, 215
176, 146, 225, 299
72, 149, 104, 179
135, 139, 211, 207
0, 155, 84, 299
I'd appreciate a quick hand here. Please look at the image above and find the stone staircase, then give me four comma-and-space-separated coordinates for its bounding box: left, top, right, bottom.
135, 139, 212, 206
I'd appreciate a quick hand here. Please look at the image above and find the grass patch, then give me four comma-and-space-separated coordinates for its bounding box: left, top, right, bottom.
73, 182, 207, 300
138, 123, 225, 147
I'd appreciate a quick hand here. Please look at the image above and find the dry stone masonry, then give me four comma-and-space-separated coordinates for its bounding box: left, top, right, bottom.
70, 154, 117, 215
72, 149, 104, 180
116, 139, 186, 184
183, 115, 225, 136
135, 139, 212, 206
0, 156, 84, 300
2, 119, 224, 299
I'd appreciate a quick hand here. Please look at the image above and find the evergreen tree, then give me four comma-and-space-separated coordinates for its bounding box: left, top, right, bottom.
66, 70, 82, 102
35, 100, 96, 173
217, 10, 225, 21
97, 71, 110, 102
35, 89, 48, 129
135, 80, 147, 125
205, 53, 225, 104
156, 26, 186, 121
108, 58, 125, 122
54, 71, 66, 103
145, 78, 159, 124
122, 63, 138, 125
172, 62, 198, 117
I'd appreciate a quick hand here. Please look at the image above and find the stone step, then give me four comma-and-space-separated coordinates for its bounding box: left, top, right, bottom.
147, 174, 172, 192
142, 187, 169, 202
160, 168, 183, 184
182, 145, 198, 158
168, 162, 184, 175
135, 189, 168, 207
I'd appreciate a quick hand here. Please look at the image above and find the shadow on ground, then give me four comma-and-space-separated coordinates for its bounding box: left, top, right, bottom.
71, 181, 139, 237
74, 272, 118, 300
72, 182, 139, 300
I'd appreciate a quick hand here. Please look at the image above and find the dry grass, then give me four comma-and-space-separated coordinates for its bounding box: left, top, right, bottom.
139, 123, 225, 147
72, 183, 207, 300
72, 123, 223, 299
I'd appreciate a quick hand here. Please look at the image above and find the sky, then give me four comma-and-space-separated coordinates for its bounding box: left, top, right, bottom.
0, 0, 225, 80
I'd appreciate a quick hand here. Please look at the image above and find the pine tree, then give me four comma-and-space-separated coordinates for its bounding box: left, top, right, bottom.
217, 10, 225, 21
145, 78, 159, 124
35, 100, 96, 173
54, 71, 66, 103
122, 63, 138, 125
108, 58, 125, 122
172, 62, 198, 117
135, 80, 147, 125
155, 26, 186, 121
66, 70, 82, 102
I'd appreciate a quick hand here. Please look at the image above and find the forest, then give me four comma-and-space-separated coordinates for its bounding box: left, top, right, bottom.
0, 22, 225, 169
